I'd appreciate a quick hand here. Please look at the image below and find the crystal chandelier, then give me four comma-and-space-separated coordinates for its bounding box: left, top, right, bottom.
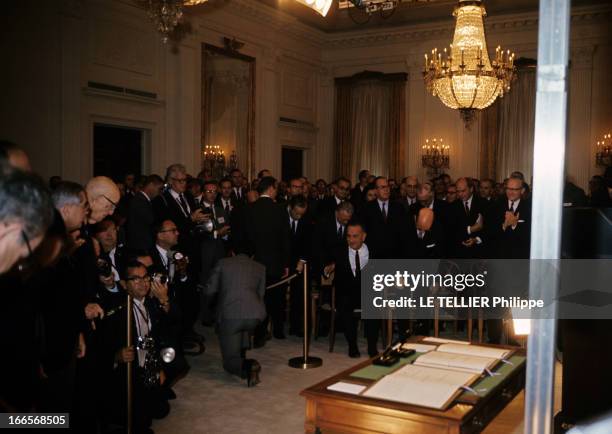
139, 0, 208, 43
423, 0, 516, 127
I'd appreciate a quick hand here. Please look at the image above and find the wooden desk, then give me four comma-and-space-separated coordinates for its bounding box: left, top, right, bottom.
300, 339, 525, 434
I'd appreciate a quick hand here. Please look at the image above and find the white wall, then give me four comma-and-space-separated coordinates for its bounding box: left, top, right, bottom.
0, 0, 610, 190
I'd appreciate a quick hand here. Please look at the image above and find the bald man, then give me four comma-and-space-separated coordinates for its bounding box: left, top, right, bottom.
414, 207, 445, 259
85, 176, 121, 224
0, 140, 32, 172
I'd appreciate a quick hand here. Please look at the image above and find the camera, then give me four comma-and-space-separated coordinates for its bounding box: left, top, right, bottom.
152, 273, 168, 285
96, 258, 113, 278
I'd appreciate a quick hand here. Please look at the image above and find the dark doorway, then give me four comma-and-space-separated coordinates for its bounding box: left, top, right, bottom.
281, 147, 303, 182
93, 124, 143, 181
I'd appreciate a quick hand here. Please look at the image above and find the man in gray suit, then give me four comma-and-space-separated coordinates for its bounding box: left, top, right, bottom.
205, 247, 266, 386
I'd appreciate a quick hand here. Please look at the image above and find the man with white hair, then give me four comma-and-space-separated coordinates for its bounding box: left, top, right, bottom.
0, 165, 53, 274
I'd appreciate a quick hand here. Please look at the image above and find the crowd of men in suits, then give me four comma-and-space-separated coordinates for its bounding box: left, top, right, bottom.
1, 138, 611, 433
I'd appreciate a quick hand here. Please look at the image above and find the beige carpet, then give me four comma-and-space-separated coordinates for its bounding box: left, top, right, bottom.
153, 326, 366, 434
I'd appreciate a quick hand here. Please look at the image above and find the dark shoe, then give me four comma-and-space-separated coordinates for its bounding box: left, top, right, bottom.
348, 347, 360, 358
368, 349, 379, 358
253, 338, 266, 349
273, 331, 286, 339
243, 359, 261, 387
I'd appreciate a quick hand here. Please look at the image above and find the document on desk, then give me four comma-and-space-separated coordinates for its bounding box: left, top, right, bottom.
401, 343, 438, 353
422, 337, 470, 345
436, 343, 512, 360
413, 350, 497, 374
327, 382, 367, 395
362, 364, 477, 409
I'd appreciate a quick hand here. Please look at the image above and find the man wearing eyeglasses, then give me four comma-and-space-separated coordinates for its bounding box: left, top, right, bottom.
104, 260, 176, 433
0, 165, 54, 274
318, 176, 351, 220
485, 175, 532, 344
153, 164, 207, 256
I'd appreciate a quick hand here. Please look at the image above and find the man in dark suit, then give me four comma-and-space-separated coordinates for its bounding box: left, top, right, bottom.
488, 176, 532, 259
311, 201, 354, 279
205, 249, 266, 386
349, 169, 370, 212
230, 168, 247, 205
245, 176, 291, 341
217, 177, 237, 220
361, 176, 405, 260
150, 219, 200, 346
486, 176, 532, 343
325, 222, 370, 358
410, 181, 450, 253
318, 177, 351, 220
198, 180, 230, 324
448, 177, 487, 258
285, 195, 311, 336
126, 174, 163, 250
152, 164, 207, 258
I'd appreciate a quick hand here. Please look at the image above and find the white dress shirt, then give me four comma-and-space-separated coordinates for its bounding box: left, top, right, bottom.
348, 244, 369, 277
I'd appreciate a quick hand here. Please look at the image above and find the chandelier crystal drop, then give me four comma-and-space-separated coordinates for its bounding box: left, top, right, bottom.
139, 0, 208, 43
423, 0, 517, 127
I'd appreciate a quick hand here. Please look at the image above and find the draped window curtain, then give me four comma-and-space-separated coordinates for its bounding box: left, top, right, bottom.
335, 72, 406, 181
480, 68, 536, 182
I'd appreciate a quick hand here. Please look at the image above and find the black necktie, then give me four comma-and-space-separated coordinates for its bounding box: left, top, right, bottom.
464, 201, 470, 215
291, 219, 297, 234
178, 193, 189, 217
510, 200, 515, 213
337, 225, 343, 241
354, 249, 361, 279
382, 202, 387, 222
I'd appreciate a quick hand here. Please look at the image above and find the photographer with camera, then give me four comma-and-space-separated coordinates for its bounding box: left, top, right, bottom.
151, 220, 202, 354
104, 260, 178, 434
198, 180, 230, 326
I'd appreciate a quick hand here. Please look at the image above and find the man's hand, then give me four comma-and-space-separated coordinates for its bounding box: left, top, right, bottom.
190, 209, 207, 224
116, 347, 135, 364
503, 211, 519, 230
323, 263, 335, 277
296, 260, 305, 274
85, 303, 104, 320
469, 214, 483, 233
217, 225, 230, 237
76, 332, 86, 359
462, 238, 476, 247
151, 279, 169, 303
99, 274, 115, 289
175, 258, 188, 277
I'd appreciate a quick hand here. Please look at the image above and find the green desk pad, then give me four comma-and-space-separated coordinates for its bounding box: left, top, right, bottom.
349, 352, 526, 401
350, 352, 423, 380
458, 354, 526, 399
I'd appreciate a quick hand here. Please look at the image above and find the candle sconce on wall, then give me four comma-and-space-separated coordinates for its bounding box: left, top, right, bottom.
421, 138, 450, 176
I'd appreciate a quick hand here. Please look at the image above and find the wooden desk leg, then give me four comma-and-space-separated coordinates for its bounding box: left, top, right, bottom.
478, 308, 484, 343
434, 304, 439, 337
468, 308, 473, 342
329, 286, 336, 353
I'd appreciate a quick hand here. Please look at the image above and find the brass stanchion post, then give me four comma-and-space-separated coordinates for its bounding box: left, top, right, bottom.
289, 262, 322, 369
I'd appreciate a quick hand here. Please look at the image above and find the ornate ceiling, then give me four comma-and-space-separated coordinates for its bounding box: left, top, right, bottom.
252, 0, 609, 32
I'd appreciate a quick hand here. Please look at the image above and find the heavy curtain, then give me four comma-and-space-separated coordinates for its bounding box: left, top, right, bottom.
479, 68, 536, 181
334, 72, 407, 182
